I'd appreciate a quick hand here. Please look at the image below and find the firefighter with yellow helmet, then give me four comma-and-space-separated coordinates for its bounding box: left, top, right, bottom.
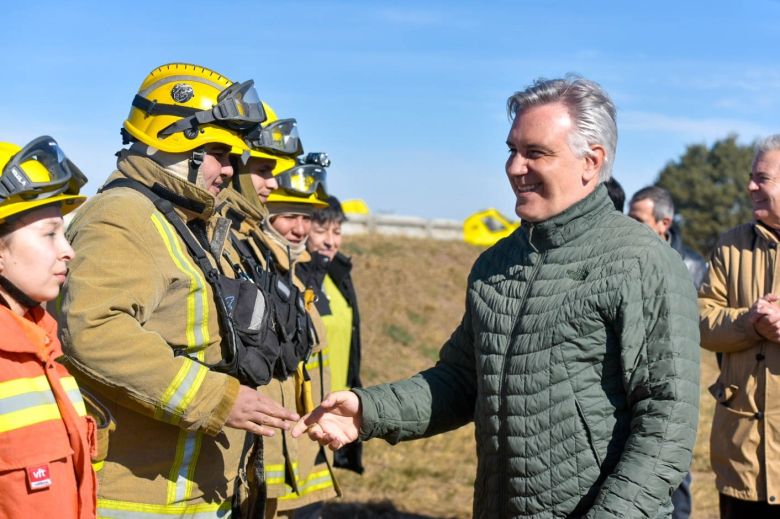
57, 63, 300, 518
0, 137, 96, 518
215, 102, 340, 517
264, 158, 340, 519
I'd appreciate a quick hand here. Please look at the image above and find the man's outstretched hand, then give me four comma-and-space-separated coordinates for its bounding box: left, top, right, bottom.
291, 390, 363, 450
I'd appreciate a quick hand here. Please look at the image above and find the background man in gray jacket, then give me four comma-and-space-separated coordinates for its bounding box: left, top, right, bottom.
628, 185, 708, 519
628, 185, 707, 289
294, 75, 700, 518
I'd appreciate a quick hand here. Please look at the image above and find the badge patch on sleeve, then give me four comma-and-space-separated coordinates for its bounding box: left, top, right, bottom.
26, 464, 52, 491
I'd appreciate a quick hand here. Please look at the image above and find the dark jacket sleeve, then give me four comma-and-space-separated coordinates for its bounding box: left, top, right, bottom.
586, 247, 700, 518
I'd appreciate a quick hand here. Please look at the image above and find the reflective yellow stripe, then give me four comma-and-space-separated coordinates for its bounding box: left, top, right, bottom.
150, 214, 210, 425
305, 348, 329, 371
0, 375, 62, 432
156, 359, 208, 426
166, 429, 204, 505
0, 374, 52, 398
92, 461, 105, 472
150, 213, 210, 355
97, 497, 230, 518
265, 462, 287, 486
0, 403, 61, 433
277, 468, 335, 500
266, 460, 334, 500
150, 214, 212, 505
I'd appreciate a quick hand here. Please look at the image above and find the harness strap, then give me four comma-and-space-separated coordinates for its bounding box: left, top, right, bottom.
100, 177, 240, 376
132, 95, 200, 118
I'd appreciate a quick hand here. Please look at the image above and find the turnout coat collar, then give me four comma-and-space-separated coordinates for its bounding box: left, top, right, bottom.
109, 149, 216, 222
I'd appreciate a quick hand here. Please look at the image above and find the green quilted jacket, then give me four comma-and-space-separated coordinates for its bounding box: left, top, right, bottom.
355, 185, 700, 518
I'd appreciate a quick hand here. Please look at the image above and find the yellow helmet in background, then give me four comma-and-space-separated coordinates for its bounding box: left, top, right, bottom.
0, 136, 87, 223
241, 101, 304, 160
231, 101, 300, 198
266, 152, 330, 209
265, 189, 329, 209
123, 63, 266, 154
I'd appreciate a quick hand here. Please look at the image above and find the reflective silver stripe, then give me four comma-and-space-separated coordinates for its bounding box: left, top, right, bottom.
0, 388, 56, 414
165, 360, 205, 418
173, 431, 201, 503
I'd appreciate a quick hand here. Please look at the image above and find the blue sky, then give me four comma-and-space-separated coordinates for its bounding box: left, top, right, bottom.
3, 1, 779, 220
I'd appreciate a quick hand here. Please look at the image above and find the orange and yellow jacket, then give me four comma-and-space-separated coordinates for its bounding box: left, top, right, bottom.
0, 304, 96, 519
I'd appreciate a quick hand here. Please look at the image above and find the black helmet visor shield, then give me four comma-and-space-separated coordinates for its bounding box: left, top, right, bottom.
245, 119, 303, 157
0, 136, 87, 202
275, 164, 327, 196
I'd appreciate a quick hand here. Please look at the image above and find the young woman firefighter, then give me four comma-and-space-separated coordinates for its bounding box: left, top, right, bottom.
56, 63, 299, 518
298, 196, 364, 475
264, 164, 338, 519
0, 136, 96, 518
216, 132, 339, 518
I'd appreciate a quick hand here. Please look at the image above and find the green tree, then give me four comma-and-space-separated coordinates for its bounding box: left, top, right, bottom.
656, 135, 754, 256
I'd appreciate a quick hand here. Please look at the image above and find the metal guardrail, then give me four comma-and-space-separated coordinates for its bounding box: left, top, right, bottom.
342, 214, 462, 241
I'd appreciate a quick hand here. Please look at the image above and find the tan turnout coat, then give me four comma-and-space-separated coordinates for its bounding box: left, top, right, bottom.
215, 189, 339, 514
58, 151, 246, 517
700, 221, 780, 504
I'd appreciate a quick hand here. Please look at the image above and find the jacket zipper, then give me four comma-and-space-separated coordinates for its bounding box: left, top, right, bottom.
496, 246, 547, 519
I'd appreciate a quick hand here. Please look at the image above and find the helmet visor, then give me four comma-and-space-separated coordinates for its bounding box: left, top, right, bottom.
0, 136, 87, 202
276, 164, 327, 195
209, 80, 266, 131
245, 119, 303, 157
154, 79, 267, 138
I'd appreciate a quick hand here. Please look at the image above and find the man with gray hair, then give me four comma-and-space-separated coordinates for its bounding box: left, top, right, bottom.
294, 75, 700, 518
700, 133, 780, 517
629, 186, 707, 289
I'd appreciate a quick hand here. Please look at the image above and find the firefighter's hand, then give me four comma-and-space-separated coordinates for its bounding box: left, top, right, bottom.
225, 385, 300, 437
291, 390, 361, 450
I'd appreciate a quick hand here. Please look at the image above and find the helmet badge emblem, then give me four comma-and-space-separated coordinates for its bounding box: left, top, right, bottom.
171, 83, 194, 103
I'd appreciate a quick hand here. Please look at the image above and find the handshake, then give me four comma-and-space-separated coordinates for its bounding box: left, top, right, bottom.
226, 385, 362, 450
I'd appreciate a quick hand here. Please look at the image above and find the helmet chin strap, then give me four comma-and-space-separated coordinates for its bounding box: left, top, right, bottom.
188, 149, 205, 184
0, 275, 40, 311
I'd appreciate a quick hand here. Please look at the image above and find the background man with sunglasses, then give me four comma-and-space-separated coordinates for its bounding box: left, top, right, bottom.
294, 75, 700, 518
57, 63, 299, 517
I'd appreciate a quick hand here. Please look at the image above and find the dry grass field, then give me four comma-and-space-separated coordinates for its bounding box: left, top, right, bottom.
321, 234, 721, 518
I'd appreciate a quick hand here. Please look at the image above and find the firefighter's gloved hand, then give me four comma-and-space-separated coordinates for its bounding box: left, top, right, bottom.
225, 385, 300, 437
291, 390, 361, 450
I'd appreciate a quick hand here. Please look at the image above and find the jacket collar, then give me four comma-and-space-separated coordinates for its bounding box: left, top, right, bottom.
520, 183, 613, 250
217, 187, 268, 231
0, 305, 57, 360
329, 251, 353, 282
667, 226, 684, 253
109, 149, 216, 221
753, 220, 780, 244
